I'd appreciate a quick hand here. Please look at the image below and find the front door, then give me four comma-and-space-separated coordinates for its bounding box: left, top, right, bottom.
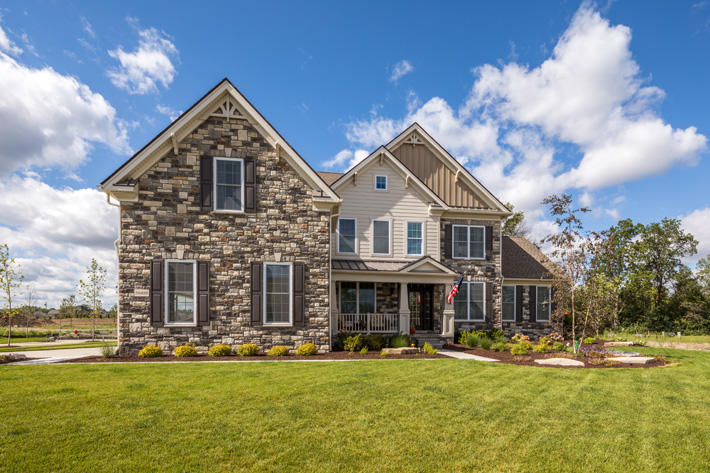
408, 284, 433, 331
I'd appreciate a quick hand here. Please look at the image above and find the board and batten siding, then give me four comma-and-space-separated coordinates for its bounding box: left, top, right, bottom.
334, 161, 439, 260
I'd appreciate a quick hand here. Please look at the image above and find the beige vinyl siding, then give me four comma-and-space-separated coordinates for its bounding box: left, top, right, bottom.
334, 161, 439, 260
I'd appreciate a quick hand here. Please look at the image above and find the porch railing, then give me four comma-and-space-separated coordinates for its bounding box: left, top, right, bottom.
336, 313, 399, 334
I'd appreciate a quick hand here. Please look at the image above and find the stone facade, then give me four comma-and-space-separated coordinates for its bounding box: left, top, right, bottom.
117, 116, 330, 354
375, 283, 399, 314
501, 285, 562, 339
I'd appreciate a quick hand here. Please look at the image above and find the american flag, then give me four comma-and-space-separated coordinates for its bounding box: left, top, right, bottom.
447, 274, 464, 304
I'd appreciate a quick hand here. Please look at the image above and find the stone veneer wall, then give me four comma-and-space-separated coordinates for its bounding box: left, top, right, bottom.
375, 283, 399, 314
501, 285, 561, 339
117, 116, 330, 354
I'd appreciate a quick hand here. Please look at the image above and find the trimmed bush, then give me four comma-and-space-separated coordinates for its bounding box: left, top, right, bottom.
488, 329, 505, 340
583, 337, 596, 345
174, 344, 198, 357
552, 341, 565, 352
237, 343, 260, 356
510, 343, 530, 355
138, 344, 162, 358
360, 346, 369, 355
390, 334, 410, 348
533, 342, 551, 354
344, 334, 362, 353
491, 341, 509, 352
208, 344, 232, 357
479, 337, 493, 350
296, 342, 318, 356
268, 345, 289, 357
364, 334, 384, 350
422, 342, 437, 355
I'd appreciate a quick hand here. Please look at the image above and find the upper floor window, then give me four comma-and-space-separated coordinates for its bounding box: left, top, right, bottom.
502, 285, 516, 321
536, 286, 551, 322
214, 157, 244, 212
453, 281, 485, 321
165, 260, 196, 325
452, 225, 485, 259
407, 222, 423, 255
264, 263, 292, 325
372, 219, 390, 254
375, 175, 387, 190
338, 218, 356, 254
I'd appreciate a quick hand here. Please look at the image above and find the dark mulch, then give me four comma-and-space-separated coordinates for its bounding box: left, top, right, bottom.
65, 351, 445, 363
445, 343, 668, 369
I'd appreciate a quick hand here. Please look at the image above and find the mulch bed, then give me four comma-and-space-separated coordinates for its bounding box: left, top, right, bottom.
445, 343, 669, 369
65, 351, 446, 363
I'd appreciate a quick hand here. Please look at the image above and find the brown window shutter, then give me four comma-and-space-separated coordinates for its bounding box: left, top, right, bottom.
550, 286, 557, 315
244, 158, 256, 213
515, 285, 523, 322
200, 156, 213, 210
150, 260, 164, 326
485, 282, 493, 321
529, 286, 537, 321
197, 261, 210, 325
443, 224, 452, 259
251, 262, 263, 324
293, 262, 305, 325
485, 226, 493, 260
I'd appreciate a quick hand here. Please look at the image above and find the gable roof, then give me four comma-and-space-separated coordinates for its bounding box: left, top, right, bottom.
502, 236, 563, 280
329, 146, 449, 209
317, 171, 343, 186
100, 78, 339, 203
386, 123, 510, 213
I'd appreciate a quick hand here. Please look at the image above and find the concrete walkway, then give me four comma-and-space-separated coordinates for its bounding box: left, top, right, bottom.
439, 349, 499, 362
4, 339, 97, 348
4, 347, 102, 365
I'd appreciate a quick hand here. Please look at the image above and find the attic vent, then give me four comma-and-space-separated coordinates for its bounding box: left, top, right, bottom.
403, 133, 423, 146
211, 96, 245, 119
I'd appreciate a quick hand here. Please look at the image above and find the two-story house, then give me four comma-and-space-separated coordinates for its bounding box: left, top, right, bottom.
101, 79, 559, 354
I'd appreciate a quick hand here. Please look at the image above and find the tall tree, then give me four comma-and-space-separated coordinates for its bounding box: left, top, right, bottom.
0, 244, 24, 346
697, 255, 710, 298
78, 258, 107, 341
541, 194, 590, 351
502, 202, 528, 237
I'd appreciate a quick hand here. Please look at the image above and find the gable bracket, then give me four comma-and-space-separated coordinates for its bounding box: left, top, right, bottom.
171, 133, 178, 155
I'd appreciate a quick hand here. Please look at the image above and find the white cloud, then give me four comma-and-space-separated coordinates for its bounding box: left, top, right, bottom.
80, 16, 96, 39
0, 51, 131, 174
682, 208, 710, 263
0, 175, 118, 308
390, 59, 414, 82
322, 148, 369, 170
0, 20, 22, 56
108, 27, 178, 94
156, 104, 181, 121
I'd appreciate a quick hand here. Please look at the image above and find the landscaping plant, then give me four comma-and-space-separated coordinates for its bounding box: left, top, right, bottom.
237, 343, 260, 356
138, 344, 162, 358
422, 342, 437, 355
479, 337, 493, 350
174, 344, 198, 357
208, 344, 232, 357
267, 345, 289, 357
343, 334, 362, 353
296, 342, 318, 356
389, 334, 410, 348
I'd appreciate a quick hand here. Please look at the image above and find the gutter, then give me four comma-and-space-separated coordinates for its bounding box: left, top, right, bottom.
105, 192, 121, 353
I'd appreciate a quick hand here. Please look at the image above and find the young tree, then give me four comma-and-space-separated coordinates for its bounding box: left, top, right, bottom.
78, 258, 107, 341
0, 244, 24, 346
502, 202, 529, 237
541, 194, 590, 351
59, 294, 77, 319
23, 284, 35, 337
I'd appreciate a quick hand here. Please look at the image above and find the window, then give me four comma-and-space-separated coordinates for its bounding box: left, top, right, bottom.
453, 281, 485, 321
165, 261, 196, 325
339, 282, 376, 314
502, 285, 516, 321
536, 286, 551, 321
375, 175, 387, 190
214, 158, 244, 212
372, 220, 390, 254
406, 222, 423, 255
338, 218, 356, 254
264, 263, 292, 324
452, 225, 485, 259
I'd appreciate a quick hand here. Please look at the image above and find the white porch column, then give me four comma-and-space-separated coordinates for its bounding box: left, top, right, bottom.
398, 282, 410, 335
442, 285, 455, 340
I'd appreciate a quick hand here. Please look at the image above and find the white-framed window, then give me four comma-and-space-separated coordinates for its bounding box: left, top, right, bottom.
214, 157, 244, 212
264, 262, 293, 325
338, 218, 357, 254
339, 282, 376, 314
452, 225, 485, 259
165, 260, 197, 325
375, 175, 387, 190
536, 286, 551, 322
372, 219, 391, 255
453, 281, 485, 321
502, 285, 516, 322
406, 221, 424, 256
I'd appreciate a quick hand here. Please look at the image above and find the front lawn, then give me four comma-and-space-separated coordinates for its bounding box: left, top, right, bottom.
0, 341, 116, 352
1, 348, 708, 472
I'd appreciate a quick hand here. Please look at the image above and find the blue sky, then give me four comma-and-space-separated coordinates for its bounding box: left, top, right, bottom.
0, 0, 708, 307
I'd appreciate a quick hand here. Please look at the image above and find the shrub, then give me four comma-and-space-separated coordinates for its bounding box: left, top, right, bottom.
479, 337, 493, 350
510, 343, 529, 355
344, 334, 363, 353
460, 332, 480, 347
390, 334, 410, 348
237, 343, 260, 356
547, 331, 564, 342
512, 333, 530, 343
208, 344, 232, 357
268, 345, 289, 357
488, 329, 505, 339
296, 342, 318, 356
174, 343, 198, 357
364, 334, 384, 350
583, 337, 596, 345
491, 341, 509, 352
380, 350, 388, 357
533, 342, 551, 354
138, 344, 162, 358
360, 346, 369, 355
552, 342, 565, 352
100, 343, 116, 358
422, 342, 438, 355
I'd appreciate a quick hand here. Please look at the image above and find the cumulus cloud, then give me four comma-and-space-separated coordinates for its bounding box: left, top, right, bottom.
0, 20, 22, 56
0, 175, 118, 307
108, 26, 178, 94
156, 104, 181, 121
682, 208, 710, 263
390, 59, 414, 82
322, 149, 369, 170
0, 52, 131, 174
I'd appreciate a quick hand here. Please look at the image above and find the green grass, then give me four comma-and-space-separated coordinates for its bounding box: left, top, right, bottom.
0, 337, 52, 343
0, 341, 116, 352
605, 330, 710, 344
1, 349, 709, 473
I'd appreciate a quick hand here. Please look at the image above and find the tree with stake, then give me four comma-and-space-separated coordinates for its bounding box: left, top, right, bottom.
23, 284, 35, 338
78, 259, 107, 341
0, 244, 24, 346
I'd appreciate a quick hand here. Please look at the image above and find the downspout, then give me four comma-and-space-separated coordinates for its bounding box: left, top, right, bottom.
105, 193, 121, 352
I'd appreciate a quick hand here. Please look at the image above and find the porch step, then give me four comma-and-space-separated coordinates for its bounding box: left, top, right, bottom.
413, 334, 448, 349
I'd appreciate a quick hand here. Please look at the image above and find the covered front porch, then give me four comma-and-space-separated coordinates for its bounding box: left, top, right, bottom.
330, 257, 457, 344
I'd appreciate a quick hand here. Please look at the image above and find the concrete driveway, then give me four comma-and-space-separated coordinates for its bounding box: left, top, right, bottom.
3, 347, 102, 365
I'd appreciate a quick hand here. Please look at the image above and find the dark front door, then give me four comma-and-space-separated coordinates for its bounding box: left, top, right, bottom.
408, 284, 433, 331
